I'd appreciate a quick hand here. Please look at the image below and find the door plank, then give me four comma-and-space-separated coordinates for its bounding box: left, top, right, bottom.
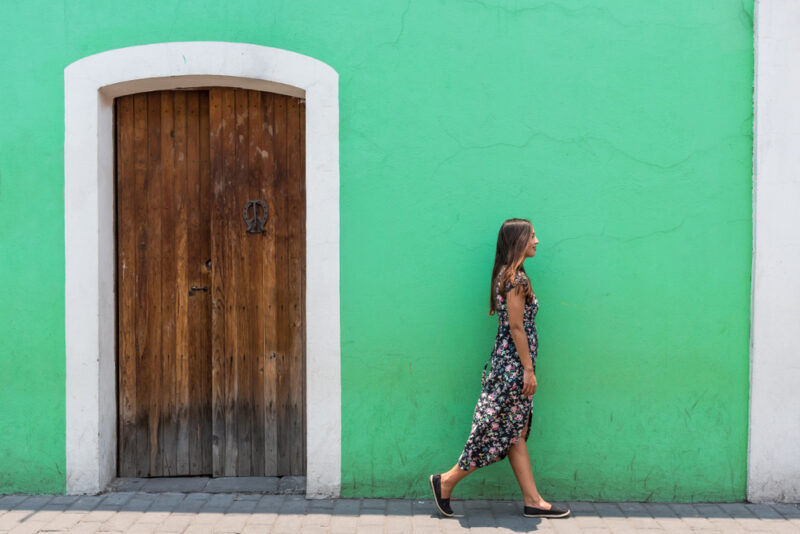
197, 91, 213, 475
234, 89, 253, 476
116, 95, 137, 477
247, 90, 266, 476
173, 91, 190, 475
260, 92, 279, 475
160, 92, 178, 476
272, 93, 291, 476
286, 96, 306, 475
209, 88, 228, 477
131, 93, 150, 476
145, 91, 164, 476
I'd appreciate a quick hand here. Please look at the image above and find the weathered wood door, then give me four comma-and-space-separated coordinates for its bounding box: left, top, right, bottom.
116, 88, 306, 478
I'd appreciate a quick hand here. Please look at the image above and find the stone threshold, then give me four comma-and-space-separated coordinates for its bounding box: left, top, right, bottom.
106, 476, 305, 494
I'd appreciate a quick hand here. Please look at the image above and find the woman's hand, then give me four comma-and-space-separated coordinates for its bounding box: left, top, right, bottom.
522, 368, 537, 396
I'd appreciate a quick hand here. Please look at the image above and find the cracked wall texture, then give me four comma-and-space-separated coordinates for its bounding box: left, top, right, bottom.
0, 0, 753, 500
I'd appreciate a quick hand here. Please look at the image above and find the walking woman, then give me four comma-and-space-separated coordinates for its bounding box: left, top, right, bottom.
429, 218, 570, 519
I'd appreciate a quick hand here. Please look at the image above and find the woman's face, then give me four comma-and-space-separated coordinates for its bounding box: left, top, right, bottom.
525, 226, 539, 258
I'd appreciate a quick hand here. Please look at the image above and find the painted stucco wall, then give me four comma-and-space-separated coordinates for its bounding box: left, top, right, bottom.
0, 0, 753, 500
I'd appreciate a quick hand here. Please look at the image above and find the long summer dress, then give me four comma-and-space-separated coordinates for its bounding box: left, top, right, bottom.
457, 269, 538, 470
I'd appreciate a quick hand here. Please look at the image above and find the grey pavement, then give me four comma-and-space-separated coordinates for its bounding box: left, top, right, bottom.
2, 492, 800, 533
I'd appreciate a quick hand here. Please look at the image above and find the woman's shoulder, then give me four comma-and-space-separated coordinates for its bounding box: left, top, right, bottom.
499, 268, 529, 289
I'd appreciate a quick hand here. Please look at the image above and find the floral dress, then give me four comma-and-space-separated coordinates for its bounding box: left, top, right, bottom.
457, 269, 538, 470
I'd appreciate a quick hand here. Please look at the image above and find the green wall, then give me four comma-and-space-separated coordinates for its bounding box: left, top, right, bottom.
0, 0, 753, 500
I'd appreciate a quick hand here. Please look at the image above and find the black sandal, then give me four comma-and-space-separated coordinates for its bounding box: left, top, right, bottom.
429, 474, 454, 517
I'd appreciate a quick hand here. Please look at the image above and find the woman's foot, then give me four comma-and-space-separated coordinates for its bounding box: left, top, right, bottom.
522, 499, 570, 518
429, 474, 454, 517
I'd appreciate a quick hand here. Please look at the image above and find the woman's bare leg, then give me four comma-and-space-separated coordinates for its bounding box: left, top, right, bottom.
507, 423, 551, 509
439, 464, 474, 499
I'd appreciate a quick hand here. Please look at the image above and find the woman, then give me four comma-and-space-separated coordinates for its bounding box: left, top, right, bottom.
429, 218, 570, 519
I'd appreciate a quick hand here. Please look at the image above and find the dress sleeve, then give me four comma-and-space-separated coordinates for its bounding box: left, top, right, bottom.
504, 271, 529, 293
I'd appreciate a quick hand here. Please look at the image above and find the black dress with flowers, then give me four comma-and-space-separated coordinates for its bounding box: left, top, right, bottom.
457, 269, 538, 470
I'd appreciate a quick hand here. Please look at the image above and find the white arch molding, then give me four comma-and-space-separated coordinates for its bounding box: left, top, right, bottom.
64, 42, 340, 497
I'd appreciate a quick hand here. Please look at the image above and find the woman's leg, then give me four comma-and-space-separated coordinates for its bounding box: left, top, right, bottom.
507, 422, 551, 509
440, 464, 474, 499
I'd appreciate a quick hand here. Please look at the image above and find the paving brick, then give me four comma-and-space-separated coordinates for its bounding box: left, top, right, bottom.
214, 512, 251, 531
278, 496, 308, 514
194, 494, 233, 514
186, 512, 223, 526
359, 499, 386, 511
22, 509, 63, 524
0, 496, 30, 511
100, 510, 142, 531
331, 499, 359, 515
67, 497, 105, 513
271, 515, 303, 533
301, 511, 331, 528
384, 499, 411, 516
154, 514, 192, 532
123, 523, 158, 534
41, 512, 85, 531
140, 495, 185, 514
719, 502, 757, 517
96, 493, 136, 510
59, 522, 103, 534
772, 504, 800, 519
329, 515, 358, 533
592, 502, 623, 517
81, 510, 116, 523
357, 512, 385, 526
748, 504, 787, 520
384, 515, 413, 533
15, 496, 55, 511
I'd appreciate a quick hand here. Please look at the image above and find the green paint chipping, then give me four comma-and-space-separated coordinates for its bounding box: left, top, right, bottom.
0, 0, 752, 499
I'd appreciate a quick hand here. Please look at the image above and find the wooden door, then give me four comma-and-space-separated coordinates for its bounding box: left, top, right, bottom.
116, 88, 306, 478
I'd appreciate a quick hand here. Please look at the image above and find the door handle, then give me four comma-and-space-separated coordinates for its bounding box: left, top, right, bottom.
189, 285, 209, 296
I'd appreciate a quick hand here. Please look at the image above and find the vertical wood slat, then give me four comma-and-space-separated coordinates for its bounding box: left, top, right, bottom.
247, 90, 265, 476
173, 91, 190, 475
186, 91, 213, 475
198, 92, 213, 475
222, 88, 239, 477
286, 98, 306, 475
132, 93, 150, 477
234, 89, 253, 476
260, 92, 279, 475
116, 95, 136, 477
160, 92, 177, 476
145, 92, 164, 476
273, 93, 291, 476
209, 88, 227, 477
300, 101, 307, 473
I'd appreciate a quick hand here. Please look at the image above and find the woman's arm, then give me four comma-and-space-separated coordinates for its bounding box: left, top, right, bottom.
507, 283, 537, 396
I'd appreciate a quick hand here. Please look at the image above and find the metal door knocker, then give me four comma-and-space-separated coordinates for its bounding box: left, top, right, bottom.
243, 200, 268, 233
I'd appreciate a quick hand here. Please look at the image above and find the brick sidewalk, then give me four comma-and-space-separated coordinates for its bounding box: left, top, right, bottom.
2, 492, 799, 533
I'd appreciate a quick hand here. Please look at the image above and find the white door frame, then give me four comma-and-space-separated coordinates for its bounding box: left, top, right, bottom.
64, 42, 340, 497
749, 1, 800, 503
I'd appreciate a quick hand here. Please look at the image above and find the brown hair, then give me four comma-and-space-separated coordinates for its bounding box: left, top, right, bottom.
489, 218, 534, 315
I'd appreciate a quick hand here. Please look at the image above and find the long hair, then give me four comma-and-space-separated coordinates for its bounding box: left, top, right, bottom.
489, 218, 534, 315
